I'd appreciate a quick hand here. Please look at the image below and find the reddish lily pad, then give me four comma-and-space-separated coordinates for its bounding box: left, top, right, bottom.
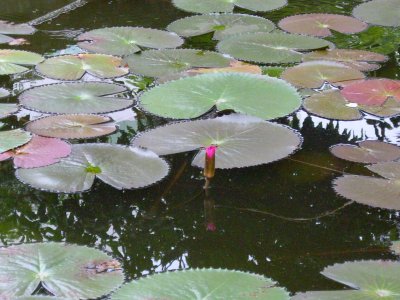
330, 140, 400, 163
0, 136, 71, 168
25, 114, 117, 139
278, 14, 367, 37
281, 61, 365, 88
341, 79, 400, 106
333, 161, 400, 210
36, 54, 129, 80
303, 49, 388, 71
77, 27, 184, 57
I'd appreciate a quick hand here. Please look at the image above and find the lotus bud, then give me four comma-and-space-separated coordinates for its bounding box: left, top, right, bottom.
204, 145, 217, 179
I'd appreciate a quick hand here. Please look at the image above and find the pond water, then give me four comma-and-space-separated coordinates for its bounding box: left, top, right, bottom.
0, 0, 399, 297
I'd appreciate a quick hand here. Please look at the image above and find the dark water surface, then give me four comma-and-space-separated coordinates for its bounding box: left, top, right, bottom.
0, 0, 399, 295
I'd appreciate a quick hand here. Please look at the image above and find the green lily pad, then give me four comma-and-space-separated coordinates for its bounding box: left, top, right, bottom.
0, 50, 44, 75
216, 32, 331, 64
0, 20, 35, 35
278, 14, 367, 37
36, 54, 129, 80
0, 242, 124, 298
391, 241, 400, 255
281, 61, 365, 89
294, 260, 400, 299
16, 144, 169, 193
25, 114, 117, 139
19, 82, 132, 114
167, 13, 275, 40
139, 72, 301, 120
353, 0, 400, 27
77, 27, 184, 57
172, 0, 288, 13
303, 49, 388, 71
0, 103, 18, 119
124, 49, 230, 78
333, 161, 400, 210
0, 129, 31, 153
132, 114, 301, 169
304, 90, 400, 120
330, 140, 400, 163
111, 268, 290, 299
0, 87, 10, 98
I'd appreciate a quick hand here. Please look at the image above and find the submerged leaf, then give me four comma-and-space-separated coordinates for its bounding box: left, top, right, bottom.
353, 0, 400, 27
77, 27, 184, 56
303, 49, 388, 71
16, 144, 169, 193
139, 72, 301, 120
330, 140, 400, 163
36, 54, 129, 80
132, 114, 302, 169
217, 32, 331, 64
111, 268, 290, 299
281, 61, 365, 88
340, 79, 400, 106
167, 13, 275, 40
0, 129, 31, 153
0, 136, 71, 168
0, 50, 44, 75
25, 114, 117, 139
278, 14, 367, 37
172, 0, 287, 13
19, 82, 131, 114
333, 161, 400, 210
124, 49, 230, 77
0, 242, 124, 299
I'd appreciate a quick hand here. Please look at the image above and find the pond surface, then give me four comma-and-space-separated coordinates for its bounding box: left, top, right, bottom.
0, 0, 399, 296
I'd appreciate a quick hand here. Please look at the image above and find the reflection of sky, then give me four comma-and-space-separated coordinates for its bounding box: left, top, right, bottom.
296, 110, 400, 145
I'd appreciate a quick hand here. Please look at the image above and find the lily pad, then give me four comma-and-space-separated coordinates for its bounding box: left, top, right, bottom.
281, 61, 365, 89
330, 141, 400, 163
340, 79, 400, 106
278, 14, 367, 37
25, 114, 117, 139
353, 0, 400, 27
303, 49, 388, 71
0, 87, 10, 98
36, 54, 129, 80
294, 260, 400, 299
188, 60, 262, 75
111, 268, 290, 300
0, 20, 35, 35
216, 32, 331, 64
16, 144, 169, 193
333, 161, 400, 210
0, 136, 71, 168
0, 103, 18, 119
167, 13, 275, 40
304, 90, 400, 120
0, 50, 44, 75
0, 242, 124, 298
131, 114, 302, 169
139, 72, 301, 120
0, 129, 31, 153
19, 82, 132, 114
77, 27, 184, 57
124, 49, 230, 78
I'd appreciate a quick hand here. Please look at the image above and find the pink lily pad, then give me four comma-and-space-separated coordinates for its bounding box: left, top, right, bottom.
341, 79, 400, 106
278, 13, 368, 37
0, 135, 71, 168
